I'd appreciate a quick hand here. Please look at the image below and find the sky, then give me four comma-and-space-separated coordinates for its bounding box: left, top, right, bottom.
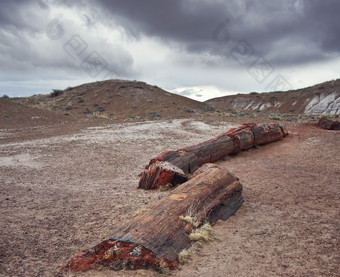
1, 0, 339, 100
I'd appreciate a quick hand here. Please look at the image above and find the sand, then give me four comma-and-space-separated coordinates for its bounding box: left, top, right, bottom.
1, 118, 339, 276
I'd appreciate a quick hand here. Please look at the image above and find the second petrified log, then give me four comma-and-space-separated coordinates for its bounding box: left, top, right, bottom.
318, 118, 340, 130
139, 123, 287, 190
63, 164, 243, 272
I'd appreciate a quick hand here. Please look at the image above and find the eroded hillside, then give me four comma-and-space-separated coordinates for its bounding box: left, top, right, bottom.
206, 79, 340, 115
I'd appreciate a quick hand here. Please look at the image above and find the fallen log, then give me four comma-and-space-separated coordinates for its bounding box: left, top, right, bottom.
139, 123, 287, 190
251, 123, 288, 145
63, 164, 243, 272
318, 118, 340, 130
138, 161, 187, 190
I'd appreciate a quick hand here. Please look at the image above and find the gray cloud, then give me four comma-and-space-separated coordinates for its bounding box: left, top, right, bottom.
90, 0, 340, 67
0, 0, 339, 97
0, 0, 134, 90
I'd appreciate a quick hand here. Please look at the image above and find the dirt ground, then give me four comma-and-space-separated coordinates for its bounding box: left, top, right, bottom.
0, 116, 339, 277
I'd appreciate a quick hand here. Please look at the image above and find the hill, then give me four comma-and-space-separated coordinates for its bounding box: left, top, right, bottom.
12, 80, 215, 121
1, 78, 339, 276
206, 79, 340, 115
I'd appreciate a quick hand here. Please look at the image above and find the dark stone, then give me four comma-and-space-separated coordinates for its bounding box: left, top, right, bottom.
96, 107, 105, 112
83, 108, 91, 114
149, 112, 161, 118
183, 107, 194, 113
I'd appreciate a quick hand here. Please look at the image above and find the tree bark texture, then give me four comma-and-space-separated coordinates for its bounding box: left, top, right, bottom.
139, 123, 288, 190
63, 163, 243, 272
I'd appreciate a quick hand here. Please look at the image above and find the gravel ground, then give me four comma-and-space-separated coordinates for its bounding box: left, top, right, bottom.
0, 118, 339, 277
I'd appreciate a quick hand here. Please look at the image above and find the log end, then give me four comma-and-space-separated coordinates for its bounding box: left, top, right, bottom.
207, 180, 244, 224
318, 118, 340, 130
252, 124, 285, 145
62, 240, 179, 272
138, 161, 187, 190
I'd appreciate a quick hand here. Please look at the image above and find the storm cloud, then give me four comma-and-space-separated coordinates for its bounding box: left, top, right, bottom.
0, 0, 339, 98
92, 0, 340, 65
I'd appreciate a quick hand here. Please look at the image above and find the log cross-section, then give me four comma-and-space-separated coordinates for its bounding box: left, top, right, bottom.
63, 164, 244, 272
138, 123, 287, 190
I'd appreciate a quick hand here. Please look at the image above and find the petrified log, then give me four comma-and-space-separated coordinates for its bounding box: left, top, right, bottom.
63, 164, 243, 272
139, 123, 287, 190
318, 118, 340, 130
139, 161, 187, 190
251, 123, 287, 145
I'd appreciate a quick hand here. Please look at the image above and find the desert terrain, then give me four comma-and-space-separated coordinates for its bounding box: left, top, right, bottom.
0, 81, 339, 277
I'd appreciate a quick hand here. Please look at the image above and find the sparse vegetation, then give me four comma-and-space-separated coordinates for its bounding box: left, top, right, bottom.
179, 214, 199, 227
178, 248, 196, 264
50, 89, 63, 97
91, 112, 110, 119
95, 106, 105, 112
178, 203, 216, 265
83, 108, 91, 114
149, 111, 161, 119
196, 105, 215, 112
1, 94, 9, 99
179, 203, 200, 227
189, 223, 214, 242
183, 107, 194, 113
178, 221, 215, 265
158, 259, 171, 275
158, 267, 170, 275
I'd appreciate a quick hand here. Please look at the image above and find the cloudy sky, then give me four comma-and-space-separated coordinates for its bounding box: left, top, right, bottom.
1, 0, 339, 100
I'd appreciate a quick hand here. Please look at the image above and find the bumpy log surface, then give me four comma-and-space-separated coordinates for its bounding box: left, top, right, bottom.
252, 124, 287, 145
139, 123, 287, 190
318, 118, 340, 130
63, 164, 243, 272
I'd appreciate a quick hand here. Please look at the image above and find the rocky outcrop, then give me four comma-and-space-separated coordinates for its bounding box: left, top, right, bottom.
304, 91, 340, 115
206, 79, 340, 115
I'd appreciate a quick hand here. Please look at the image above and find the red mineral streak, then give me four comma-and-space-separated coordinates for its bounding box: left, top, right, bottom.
62, 240, 178, 272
